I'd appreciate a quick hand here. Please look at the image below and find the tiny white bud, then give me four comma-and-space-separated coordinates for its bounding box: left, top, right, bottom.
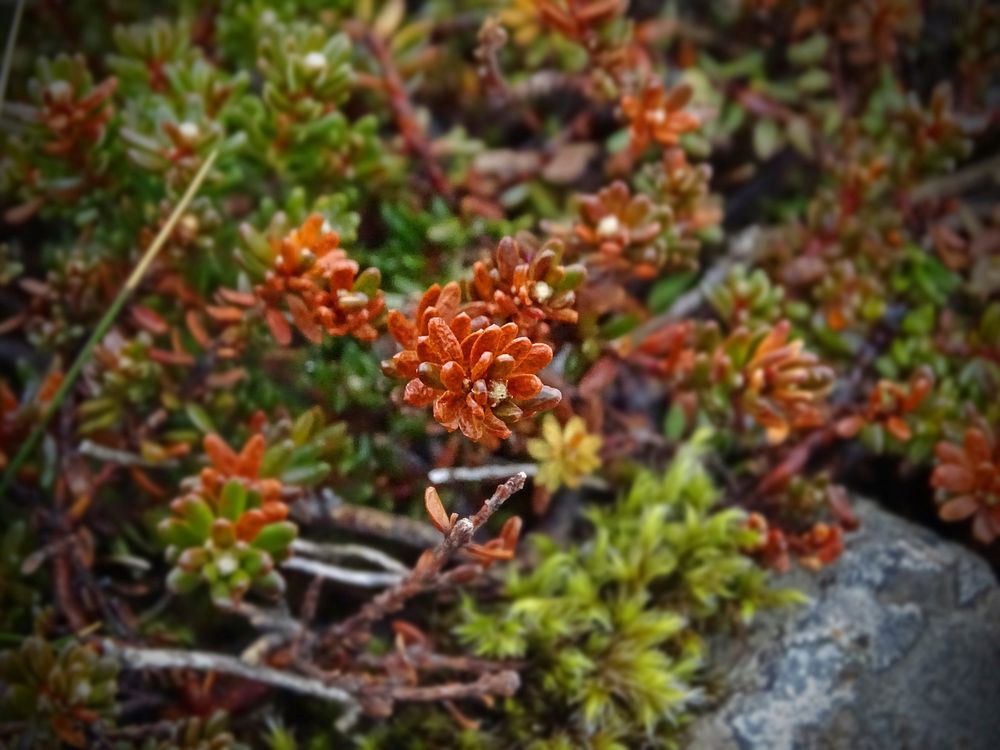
303, 51, 328, 72
597, 215, 621, 238
178, 121, 200, 143
488, 380, 509, 404
216, 553, 238, 577
47, 79, 72, 102
533, 280, 553, 302
179, 214, 199, 236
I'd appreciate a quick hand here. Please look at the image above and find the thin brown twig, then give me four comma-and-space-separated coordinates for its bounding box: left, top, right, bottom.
911, 151, 1000, 202
221, 601, 299, 635
289, 574, 325, 672
381, 670, 519, 704
78, 439, 178, 469
54, 549, 89, 631
325, 473, 526, 649
358, 645, 523, 675
325, 502, 442, 549
359, 28, 455, 205
474, 17, 510, 99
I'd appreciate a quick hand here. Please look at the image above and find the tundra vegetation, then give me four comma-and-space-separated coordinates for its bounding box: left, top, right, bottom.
0, 1, 998, 748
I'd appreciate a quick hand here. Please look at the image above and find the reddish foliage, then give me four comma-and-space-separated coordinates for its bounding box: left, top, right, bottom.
620, 82, 699, 153
537, 0, 628, 42
383, 284, 563, 443
837, 368, 933, 442
572, 180, 664, 278
933, 425, 1000, 543
39, 76, 118, 159
740, 321, 833, 444
465, 235, 584, 336
252, 214, 384, 345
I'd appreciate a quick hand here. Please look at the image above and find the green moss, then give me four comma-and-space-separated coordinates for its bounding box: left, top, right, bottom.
367, 435, 802, 749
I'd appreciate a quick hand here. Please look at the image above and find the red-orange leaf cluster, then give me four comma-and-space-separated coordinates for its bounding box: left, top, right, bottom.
836, 367, 933, 442
385, 308, 560, 441
621, 82, 700, 152
748, 513, 845, 573
253, 214, 384, 345
39, 76, 118, 158
465, 236, 584, 336
572, 180, 664, 278
199, 433, 289, 541
740, 321, 833, 444
933, 425, 1000, 543
537, 0, 628, 41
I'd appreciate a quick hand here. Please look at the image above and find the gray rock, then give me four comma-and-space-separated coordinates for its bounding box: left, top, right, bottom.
686, 499, 1000, 750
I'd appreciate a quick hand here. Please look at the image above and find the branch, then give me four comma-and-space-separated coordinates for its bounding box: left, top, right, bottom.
291, 538, 409, 573
104, 640, 361, 723
427, 462, 536, 485
360, 29, 454, 205
282, 556, 404, 588
326, 502, 442, 549
326, 473, 526, 648
382, 670, 520, 704
911, 152, 1000, 202
220, 601, 300, 635
358, 645, 523, 675
78, 440, 178, 469
474, 16, 509, 99
0, 0, 26, 113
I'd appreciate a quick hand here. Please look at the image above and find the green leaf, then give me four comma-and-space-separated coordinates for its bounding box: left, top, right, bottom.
788, 34, 829, 67
241, 548, 270, 577
185, 403, 216, 434
606, 128, 630, 154
353, 267, 381, 297
980, 302, 1000, 341
218, 480, 247, 521
786, 117, 813, 157
158, 518, 201, 549
599, 314, 640, 340
753, 119, 782, 160
291, 409, 317, 446
796, 69, 831, 93
280, 461, 331, 487
664, 402, 688, 441
256, 570, 286, 596
167, 568, 203, 595
251, 521, 298, 554
648, 272, 695, 314
181, 498, 215, 540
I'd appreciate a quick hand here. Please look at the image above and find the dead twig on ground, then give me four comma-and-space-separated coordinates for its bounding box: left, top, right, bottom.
104, 640, 362, 727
